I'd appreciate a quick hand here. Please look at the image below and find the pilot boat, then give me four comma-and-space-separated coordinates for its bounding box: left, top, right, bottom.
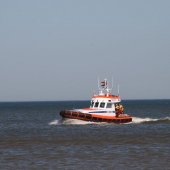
60, 79, 132, 124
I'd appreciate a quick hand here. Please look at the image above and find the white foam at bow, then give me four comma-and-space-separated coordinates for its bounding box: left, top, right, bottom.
62, 118, 94, 125
49, 119, 61, 125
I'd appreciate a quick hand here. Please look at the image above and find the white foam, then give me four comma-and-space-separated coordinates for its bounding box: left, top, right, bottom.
162, 116, 170, 120
62, 118, 94, 125
48, 118, 94, 125
132, 117, 162, 124
48, 119, 61, 125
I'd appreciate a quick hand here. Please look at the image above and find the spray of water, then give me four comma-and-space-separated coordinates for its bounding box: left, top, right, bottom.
49, 118, 95, 125
48, 119, 62, 125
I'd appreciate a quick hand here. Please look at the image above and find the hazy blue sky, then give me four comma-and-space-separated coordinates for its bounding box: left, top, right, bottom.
0, 0, 170, 101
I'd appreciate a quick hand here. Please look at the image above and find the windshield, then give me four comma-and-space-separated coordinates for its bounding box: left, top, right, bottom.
106, 103, 112, 108
90, 101, 94, 107
94, 101, 99, 108
100, 102, 105, 108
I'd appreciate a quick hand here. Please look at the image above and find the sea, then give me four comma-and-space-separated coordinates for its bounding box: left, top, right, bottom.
0, 100, 170, 170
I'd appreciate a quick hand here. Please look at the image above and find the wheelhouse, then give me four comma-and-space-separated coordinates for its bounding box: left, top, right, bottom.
90, 99, 115, 109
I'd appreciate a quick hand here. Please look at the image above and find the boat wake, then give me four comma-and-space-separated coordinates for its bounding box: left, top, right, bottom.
49, 117, 170, 126
132, 116, 170, 124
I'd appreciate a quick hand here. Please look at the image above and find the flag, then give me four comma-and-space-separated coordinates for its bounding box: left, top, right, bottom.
101, 81, 107, 87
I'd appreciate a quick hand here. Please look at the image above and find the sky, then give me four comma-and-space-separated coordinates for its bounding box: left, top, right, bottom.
0, 0, 170, 101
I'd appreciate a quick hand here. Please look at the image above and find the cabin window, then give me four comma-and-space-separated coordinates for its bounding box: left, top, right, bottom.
94, 101, 99, 108
90, 101, 94, 107
100, 102, 105, 108
106, 103, 112, 108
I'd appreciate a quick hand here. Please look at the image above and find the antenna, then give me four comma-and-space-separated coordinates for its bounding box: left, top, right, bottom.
97, 77, 100, 89
111, 77, 114, 90
117, 84, 120, 96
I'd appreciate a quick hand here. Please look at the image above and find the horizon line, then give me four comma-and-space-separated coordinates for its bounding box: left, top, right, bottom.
0, 98, 170, 103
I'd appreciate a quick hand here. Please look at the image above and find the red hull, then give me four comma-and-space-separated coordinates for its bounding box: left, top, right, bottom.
60, 110, 132, 124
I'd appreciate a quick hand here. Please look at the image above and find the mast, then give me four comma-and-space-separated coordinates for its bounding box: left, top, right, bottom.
98, 79, 112, 96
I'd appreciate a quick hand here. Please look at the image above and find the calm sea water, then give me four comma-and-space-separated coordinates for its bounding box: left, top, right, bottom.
0, 100, 170, 170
